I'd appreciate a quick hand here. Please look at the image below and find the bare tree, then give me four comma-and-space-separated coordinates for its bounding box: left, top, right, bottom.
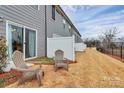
99, 27, 119, 48
84, 38, 100, 47
118, 37, 124, 46
118, 37, 124, 42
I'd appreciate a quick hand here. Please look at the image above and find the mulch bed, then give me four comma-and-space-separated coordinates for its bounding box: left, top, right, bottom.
0, 70, 22, 87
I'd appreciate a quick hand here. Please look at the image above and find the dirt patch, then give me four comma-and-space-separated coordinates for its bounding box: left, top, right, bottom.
104, 53, 124, 63
5, 48, 124, 88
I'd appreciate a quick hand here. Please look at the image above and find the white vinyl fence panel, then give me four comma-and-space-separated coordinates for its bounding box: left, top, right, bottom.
47, 36, 75, 61
75, 43, 87, 51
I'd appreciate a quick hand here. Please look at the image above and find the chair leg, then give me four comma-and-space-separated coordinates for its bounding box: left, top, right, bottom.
66, 65, 68, 71
67, 67, 68, 71
18, 79, 23, 85
54, 65, 57, 72
42, 71, 45, 77
55, 67, 57, 72
18, 74, 25, 85
36, 70, 43, 86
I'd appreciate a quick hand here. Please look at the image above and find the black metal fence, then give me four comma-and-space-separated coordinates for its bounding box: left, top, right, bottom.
97, 42, 124, 60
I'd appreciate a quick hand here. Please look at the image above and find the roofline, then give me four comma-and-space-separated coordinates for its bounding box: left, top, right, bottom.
55, 5, 81, 37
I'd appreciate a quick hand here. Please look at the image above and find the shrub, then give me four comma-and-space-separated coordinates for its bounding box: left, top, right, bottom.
96, 46, 105, 53
0, 38, 7, 73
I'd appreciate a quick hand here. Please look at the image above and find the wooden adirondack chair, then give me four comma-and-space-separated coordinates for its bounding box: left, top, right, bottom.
12, 50, 44, 86
54, 50, 69, 71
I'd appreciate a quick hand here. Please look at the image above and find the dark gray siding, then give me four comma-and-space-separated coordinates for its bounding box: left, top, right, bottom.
0, 5, 46, 56
0, 22, 6, 37
46, 6, 71, 38
73, 29, 82, 43
0, 5, 82, 57
46, 5, 82, 43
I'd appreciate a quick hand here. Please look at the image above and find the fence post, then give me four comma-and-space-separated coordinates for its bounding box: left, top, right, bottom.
116, 48, 117, 56
112, 47, 113, 55
121, 45, 123, 59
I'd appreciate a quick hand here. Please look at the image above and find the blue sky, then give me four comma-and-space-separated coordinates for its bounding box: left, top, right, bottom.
61, 5, 124, 39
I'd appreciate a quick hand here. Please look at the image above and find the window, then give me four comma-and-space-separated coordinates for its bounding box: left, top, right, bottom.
77, 36, 79, 42
69, 26, 71, 29
69, 26, 73, 36
63, 19, 66, 29
69, 26, 71, 32
52, 5, 55, 20
25, 28, 36, 58
75, 35, 77, 42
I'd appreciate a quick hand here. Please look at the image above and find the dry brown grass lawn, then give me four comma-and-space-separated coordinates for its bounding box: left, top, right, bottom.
6, 48, 124, 88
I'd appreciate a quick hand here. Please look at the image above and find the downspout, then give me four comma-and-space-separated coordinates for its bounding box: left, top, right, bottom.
45, 5, 47, 57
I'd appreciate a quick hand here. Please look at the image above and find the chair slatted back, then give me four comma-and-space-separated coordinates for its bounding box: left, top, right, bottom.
55, 50, 64, 61
12, 50, 28, 69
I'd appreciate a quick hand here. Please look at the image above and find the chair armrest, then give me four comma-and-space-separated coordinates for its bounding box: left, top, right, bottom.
26, 61, 42, 68
64, 58, 68, 60
12, 67, 40, 72
26, 63, 34, 67
64, 58, 70, 64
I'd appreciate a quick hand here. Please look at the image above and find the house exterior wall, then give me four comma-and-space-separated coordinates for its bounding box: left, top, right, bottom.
46, 5, 71, 38
0, 21, 6, 37
0, 5, 82, 58
73, 30, 83, 43
0, 5, 46, 57
46, 5, 82, 43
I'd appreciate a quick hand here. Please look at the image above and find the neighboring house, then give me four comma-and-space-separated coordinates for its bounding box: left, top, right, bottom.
0, 5, 82, 68
46, 6, 82, 43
